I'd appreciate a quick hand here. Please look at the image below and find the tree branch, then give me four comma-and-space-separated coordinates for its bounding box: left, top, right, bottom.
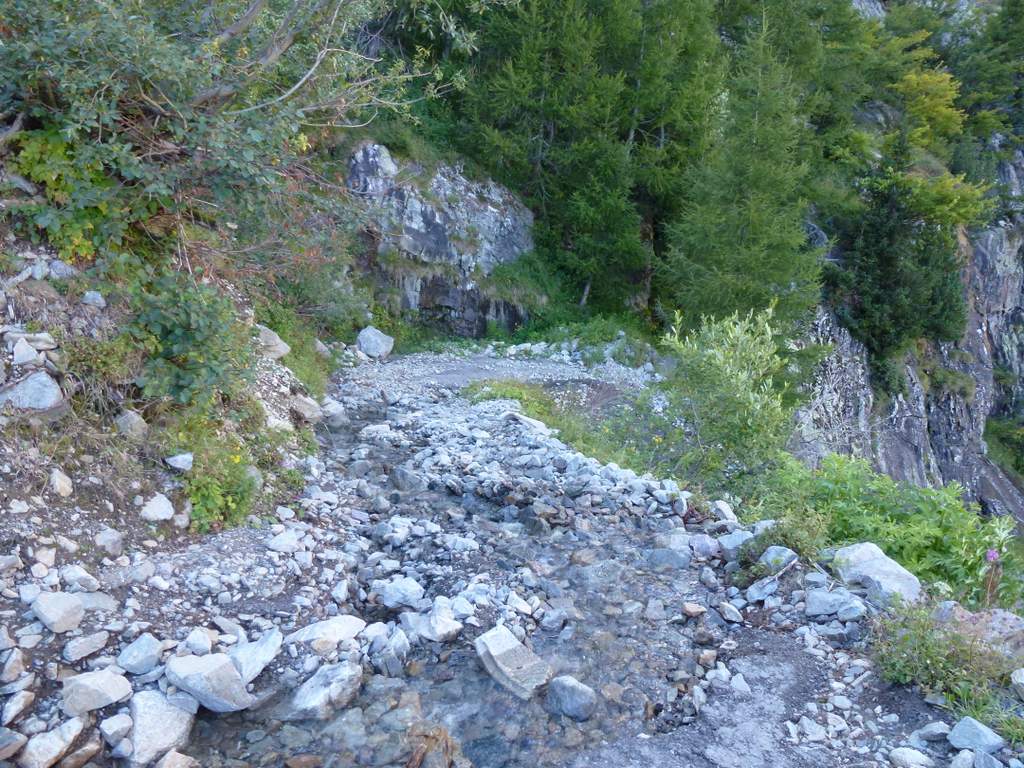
211, 0, 268, 48
192, 0, 331, 108
0, 113, 25, 150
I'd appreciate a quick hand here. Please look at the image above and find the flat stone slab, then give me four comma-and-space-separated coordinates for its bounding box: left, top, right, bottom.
474, 624, 552, 700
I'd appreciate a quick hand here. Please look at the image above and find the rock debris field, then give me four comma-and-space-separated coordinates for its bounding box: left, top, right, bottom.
2, 349, 1022, 768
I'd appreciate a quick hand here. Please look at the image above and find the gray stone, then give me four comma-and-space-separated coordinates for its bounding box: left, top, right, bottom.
266, 528, 302, 553
60, 564, 99, 592
758, 546, 798, 573
0, 727, 27, 760
61, 667, 132, 715
32, 591, 83, 633
100, 713, 133, 746
719, 601, 744, 623
647, 548, 691, 571
390, 466, 425, 492
745, 576, 779, 603
118, 632, 163, 675
81, 290, 106, 308
545, 675, 598, 721
115, 410, 149, 439
15, 717, 84, 768
889, 747, 935, 767
12, 338, 39, 366
140, 493, 175, 522
348, 143, 533, 337
710, 499, 737, 522
155, 750, 201, 768
832, 542, 921, 606
356, 326, 394, 359
376, 576, 425, 609
165, 653, 254, 713
474, 624, 552, 700
281, 661, 363, 720
49, 468, 73, 497
400, 600, 463, 643
0, 371, 63, 411
804, 587, 863, 618
94, 528, 124, 557
322, 399, 349, 431
228, 627, 282, 684
1011, 668, 1024, 701
973, 752, 1004, 768
165, 453, 194, 472
717, 530, 754, 561
62, 631, 109, 662
129, 690, 194, 768
288, 394, 323, 423
255, 325, 290, 360
948, 717, 1005, 754
285, 616, 366, 647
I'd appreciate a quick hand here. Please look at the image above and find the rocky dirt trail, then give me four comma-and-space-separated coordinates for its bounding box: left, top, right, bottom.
181, 351, 975, 768
2, 347, 1019, 768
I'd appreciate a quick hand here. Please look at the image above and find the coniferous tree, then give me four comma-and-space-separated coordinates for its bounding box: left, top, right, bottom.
460, 0, 644, 307
664, 25, 820, 331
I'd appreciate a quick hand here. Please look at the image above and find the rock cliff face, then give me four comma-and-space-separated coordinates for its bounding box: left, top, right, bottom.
796, 151, 1024, 518
347, 143, 534, 337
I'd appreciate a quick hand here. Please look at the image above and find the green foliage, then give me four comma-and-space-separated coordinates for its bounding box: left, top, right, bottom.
753, 454, 1024, 607
256, 301, 332, 398
62, 333, 145, 397
130, 275, 251, 406
158, 408, 259, 533
653, 308, 792, 484
892, 69, 966, 159
827, 139, 988, 370
985, 417, 1024, 485
875, 603, 1024, 746
664, 25, 820, 331
463, 379, 660, 476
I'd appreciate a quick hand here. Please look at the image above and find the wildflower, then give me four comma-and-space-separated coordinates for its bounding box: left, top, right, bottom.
986, 548, 1000, 563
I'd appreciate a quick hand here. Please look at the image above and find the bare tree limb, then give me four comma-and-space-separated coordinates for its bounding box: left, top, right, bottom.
192, 0, 332, 108
211, 0, 268, 47
0, 113, 25, 150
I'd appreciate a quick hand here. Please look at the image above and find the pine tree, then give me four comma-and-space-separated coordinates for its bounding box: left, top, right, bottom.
664, 25, 820, 331
460, 0, 644, 307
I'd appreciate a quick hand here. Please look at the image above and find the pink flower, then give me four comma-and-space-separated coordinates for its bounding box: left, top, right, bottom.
986, 548, 1000, 563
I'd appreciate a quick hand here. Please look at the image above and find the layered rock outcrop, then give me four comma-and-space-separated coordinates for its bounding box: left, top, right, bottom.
796, 150, 1024, 518
347, 142, 534, 337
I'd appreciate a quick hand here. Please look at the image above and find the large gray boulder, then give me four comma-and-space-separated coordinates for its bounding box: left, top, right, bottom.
129, 691, 194, 767
15, 717, 84, 768
279, 661, 363, 721
61, 668, 132, 715
32, 592, 84, 634
228, 627, 282, 684
118, 632, 163, 675
356, 326, 394, 359
255, 324, 290, 360
832, 542, 921, 606
164, 653, 254, 713
947, 716, 1005, 754
0, 371, 63, 411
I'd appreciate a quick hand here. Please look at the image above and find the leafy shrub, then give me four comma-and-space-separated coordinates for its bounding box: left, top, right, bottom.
130, 276, 251, 406
753, 454, 1024, 606
652, 308, 792, 485
62, 333, 146, 408
158, 410, 257, 532
875, 603, 1024, 746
